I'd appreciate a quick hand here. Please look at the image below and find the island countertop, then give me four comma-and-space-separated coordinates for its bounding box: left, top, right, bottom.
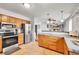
38, 32, 68, 37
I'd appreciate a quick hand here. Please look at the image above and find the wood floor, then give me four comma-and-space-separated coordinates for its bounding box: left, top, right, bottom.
0, 41, 78, 55
11, 41, 62, 55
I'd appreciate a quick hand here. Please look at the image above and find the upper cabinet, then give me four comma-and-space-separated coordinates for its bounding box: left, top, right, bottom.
0, 15, 2, 22
16, 18, 22, 28
26, 20, 31, 24
22, 19, 31, 24
22, 20, 26, 24
0, 14, 31, 27
1, 15, 9, 23
9, 17, 16, 24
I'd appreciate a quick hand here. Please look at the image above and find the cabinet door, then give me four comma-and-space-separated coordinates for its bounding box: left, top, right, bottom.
18, 33, 24, 45
0, 36, 2, 53
2, 15, 9, 22
0, 15, 2, 22
38, 37, 44, 46
9, 17, 16, 24
22, 20, 26, 24
56, 39, 64, 53
26, 20, 31, 24
16, 19, 21, 28
49, 45, 56, 50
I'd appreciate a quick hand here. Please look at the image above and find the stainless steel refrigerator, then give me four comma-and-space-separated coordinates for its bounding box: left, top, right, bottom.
25, 24, 32, 43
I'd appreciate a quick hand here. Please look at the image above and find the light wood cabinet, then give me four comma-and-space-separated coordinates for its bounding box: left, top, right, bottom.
0, 36, 2, 53
38, 34, 68, 54
2, 15, 9, 23
18, 33, 24, 45
0, 14, 2, 22
9, 17, 16, 24
63, 39, 69, 55
26, 20, 31, 24
16, 18, 22, 28
22, 20, 25, 24
0, 14, 31, 24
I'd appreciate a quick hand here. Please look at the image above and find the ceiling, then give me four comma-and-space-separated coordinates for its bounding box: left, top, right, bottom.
0, 3, 78, 21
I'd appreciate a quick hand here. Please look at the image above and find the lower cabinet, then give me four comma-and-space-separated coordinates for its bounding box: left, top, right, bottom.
18, 33, 24, 45
38, 34, 68, 54
49, 45, 56, 50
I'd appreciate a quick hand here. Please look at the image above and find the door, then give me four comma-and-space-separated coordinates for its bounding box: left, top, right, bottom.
35, 25, 37, 36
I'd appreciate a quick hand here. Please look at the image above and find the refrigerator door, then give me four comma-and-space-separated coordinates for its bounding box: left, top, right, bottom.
25, 24, 31, 43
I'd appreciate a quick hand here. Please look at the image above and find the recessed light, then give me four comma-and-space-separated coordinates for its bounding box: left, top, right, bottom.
61, 20, 64, 22
23, 3, 31, 8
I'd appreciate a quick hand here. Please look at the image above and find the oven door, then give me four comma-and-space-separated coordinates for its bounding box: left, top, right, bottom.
3, 37, 18, 48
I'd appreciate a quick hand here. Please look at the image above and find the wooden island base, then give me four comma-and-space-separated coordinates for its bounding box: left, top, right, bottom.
38, 34, 69, 55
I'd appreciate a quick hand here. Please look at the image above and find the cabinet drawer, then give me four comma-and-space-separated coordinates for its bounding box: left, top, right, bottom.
49, 39, 58, 42
48, 41, 56, 45
49, 45, 56, 50
43, 43, 49, 48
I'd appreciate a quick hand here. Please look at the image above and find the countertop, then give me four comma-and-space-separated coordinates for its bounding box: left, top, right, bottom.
38, 32, 68, 37
38, 32, 79, 53
64, 36, 79, 52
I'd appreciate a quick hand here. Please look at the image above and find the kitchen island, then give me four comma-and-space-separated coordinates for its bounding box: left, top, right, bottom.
38, 32, 69, 54
38, 32, 79, 55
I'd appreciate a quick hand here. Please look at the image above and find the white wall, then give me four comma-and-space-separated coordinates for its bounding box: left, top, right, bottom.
34, 12, 70, 33
64, 19, 71, 32
0, 8, 31, 20
69, 19, 72, 32
64, 14, 79, 32
72, 15, 79, 32
34, 17, 49, 32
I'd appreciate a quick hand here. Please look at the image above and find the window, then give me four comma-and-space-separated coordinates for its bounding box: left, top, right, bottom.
69, 19, 72, 32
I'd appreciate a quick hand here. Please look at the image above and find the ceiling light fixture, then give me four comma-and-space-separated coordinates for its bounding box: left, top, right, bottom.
60, 10, 64, 22
61, 20, 64, 22
23, 3, 31, 8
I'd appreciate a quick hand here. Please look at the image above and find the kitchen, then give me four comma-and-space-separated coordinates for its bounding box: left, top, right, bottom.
0, 3, 79, 55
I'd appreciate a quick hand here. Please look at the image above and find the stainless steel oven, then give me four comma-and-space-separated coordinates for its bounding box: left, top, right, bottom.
0, 22, 18, 48
2, 36, 18, 48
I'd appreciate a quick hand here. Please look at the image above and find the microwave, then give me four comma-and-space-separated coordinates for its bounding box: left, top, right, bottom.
0, 22, 16, 29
